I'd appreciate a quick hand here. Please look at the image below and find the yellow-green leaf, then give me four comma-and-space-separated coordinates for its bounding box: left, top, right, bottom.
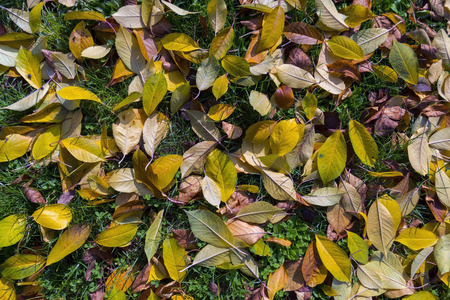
171, 82, 191, 114
32, 204, 72, 230
210, 27, 234, 59
269, 119, 302, 156
389, 41, 419, 85
404, 291, 438, 300
161, 33, 200, 52
208, 103, 234, 121
327, 36, 364, 60
16, 47, 42, 89
205, 149, 237, 202
0, 254, 45, 280
347, 231, 368, 264
315, 235, 351, 282
0, 214, 26, 247
0, 277, 15, 300
61, 137, 104, 163
372, 65, 398, 83
244, 120, 276, 144
143, 71, 167, 116
32, 124, 61, 160
222, 55, 250, 78
303, 91, 317, 120
57, 86, 101, 103
196, 56, 221, 91
29, 2, 44, 33
64, 10, 106, 21
95, 224, 139, 247
340, 5, 375, 28
318, 130, 347, 184
207, 0, 227, 34
259, 6, 285, 51
46, 224, 91, 266
116, 26, 146, 75
0, 134, 32, 162
276, 64, 316, 89
315, 0, 349, 31
348, 119, 378, 167
395, 227, 439, 250
148, 154, 183, 191
163, 237, 187, 282
249, 90, 274, 116
145, 210, 164, 263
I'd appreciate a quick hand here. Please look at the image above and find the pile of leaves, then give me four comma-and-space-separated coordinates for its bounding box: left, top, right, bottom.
1, 0, 450, 299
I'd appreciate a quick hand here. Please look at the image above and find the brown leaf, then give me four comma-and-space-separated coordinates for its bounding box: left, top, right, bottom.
58, 189, 76, 204
301, 241, 327, 287
209, 281, 220, 296
284, 258, 305, 291
227, 219, 265, 245
173, 175, 203, 205
286, 47, 313, 73
273, 85, 295, 109
244, 33, 268, 64
266, 237, 292, 247
283, 22, 323, 45
426, 189, 448, 222
131, 264, 152, 293
358, 60, 373, 73
241, 17, 263, 31
326, 202, 352, 235
133, 29, 158, 62
390, 172, 412, 197
327, 60, 361, 83
89, 290, 105, 300
172, 229, 198, 250
155, 281, 182, 299
219, 189, 255, 218
22, 185, 46, 204
222, 121, 243, 139
422, 104, 449, 117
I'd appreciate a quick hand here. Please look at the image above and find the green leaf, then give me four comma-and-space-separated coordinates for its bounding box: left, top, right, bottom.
327, 36, 364, 60
170, 82, 191, 114
185, 210, 239, 250
351, 28, 389, 55
348, 119, 378, 167
95, 224, 139, 247
191, 244, 231, 268
235, 202, 283, 224
372, 65, 398, 83
143, 71, 167, 116
210, 27, 234, 59
0, 254, 45, 280
145, 210, 164, 263
389, 41, 419, 85
435, 233, 450, 274
347, 231, 368, 264
222, 55, 250, 78
163, 237, 187, 282
196, 56, 220, 91
0, 214, 27, 247
315, 235, 351, 282
318, 130, 347, 184
259, 6, 284, 51
46, 224, 91, 266
302, 91, 317, 120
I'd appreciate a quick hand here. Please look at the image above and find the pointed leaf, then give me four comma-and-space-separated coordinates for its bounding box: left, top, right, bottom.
351, 28, 389, 55
95, 224, 139, 247
259, 6, 285, 51
318, 130, 347, 184
57, 86, 102, 103
145, 210, 164, 263
315, 0, 349, 31
348, 119, 378, 167
249, 90, 274, 116
205, 149, 237, 203
16, 47, 42, 89
0, 214, 26, 247
116, 26, 146, 74
186, 110, 221, 142
0, 134, 32, 162
61, 137, 104, 163
315, 235, 351, 282
143, 71, 167, 116
408, 127, 431, 176
389, 41, 419, 85
236, 201, 283, 224
347, 231, 368, 264
196, 56, 220, 91
207, 0, 227, 34
327, 36, 364, 60
0, 254, 45, 280
32, 204, 72, 230
276, 64, 316, 89
180, 141, 217, 178
161, 33, 200, 52
148, 155, 183, 191
210, 27, 234, 59
302, 187, 344, 207
163, 237, 187, 282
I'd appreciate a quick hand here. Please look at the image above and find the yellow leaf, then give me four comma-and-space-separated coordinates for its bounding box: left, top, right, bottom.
32, 125, 60, 160
64, 10, 106, 21
57, 86, 102, 103
269, 119, 302, 156
249, 90, 274, 116
16, 47, 42, 89
61, 137, 104, 163
106, 267, 134, 292
318, 130, 347, 184
208, 104, 235, 121
259, 6, 285, 51
205, 149, 237, 202
348, 119, 378, 167
148, 155, 183, 191
244, 120, 277, 144
222, 55, 250, 78
143, 71, 167, 116
267, 264, 288, 300
0, 134, 32, 162
95, 224, 139, 247
163, 237, 187, 282
368, 171, 404, 177
315, 235, 351, 282
207, 0, 227, 34
327, 36, 364, 60
161, 33, 200, 52
367, 196, 401, 255
396, 228, 439, 250
47, 224, 91, 266
20, 103, 68, 123
303, 91, 317, 120
0, 214, 26, 247
340, 5, 375, 28
69, 21, 94, 61
212, 74, 229, 100
347, 231, 368, 264
404, 291, 438, 300
373, 65, 398, 83
0, 277, 16, 300
32, 204, 72, 230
